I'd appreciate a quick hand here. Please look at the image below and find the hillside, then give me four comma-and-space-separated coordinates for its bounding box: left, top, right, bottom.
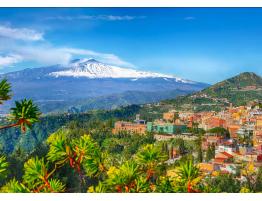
42, 89, 193, 114
162, 72, 262, 112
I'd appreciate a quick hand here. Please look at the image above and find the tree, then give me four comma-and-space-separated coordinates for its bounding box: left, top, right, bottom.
0, 79, 41, 133
106, 160, 140, 192
208, 127, 230, 139
205, 145, 213, 162
171, 138, 186, 155
0, 79, 12, 104
210, 173, 241, 193
172, 112, 179, 123
254, 166, 262, 192
196, 135, 203, 163
241, 162, 262, 192
176, 160, 201, 192
1, 99, 41, 133
1, 157, 65, 193
135, 144, 167, 182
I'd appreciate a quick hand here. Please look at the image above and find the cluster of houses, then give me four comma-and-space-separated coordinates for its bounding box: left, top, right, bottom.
112, 113, 188, 136
112, 101, 262, 174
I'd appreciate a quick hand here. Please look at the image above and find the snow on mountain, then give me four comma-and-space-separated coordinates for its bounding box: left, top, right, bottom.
49, 58, 194, 83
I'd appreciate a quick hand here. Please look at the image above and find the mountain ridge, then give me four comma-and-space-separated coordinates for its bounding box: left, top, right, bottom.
0, 58, 208, 114
162, 72, 262, 112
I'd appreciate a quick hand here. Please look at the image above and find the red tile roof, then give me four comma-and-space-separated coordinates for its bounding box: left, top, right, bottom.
214, 158, 226, 163
220, 152, 233, 158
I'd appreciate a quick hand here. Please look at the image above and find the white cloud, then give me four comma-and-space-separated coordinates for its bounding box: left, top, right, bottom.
14, 46, 72, 66
0, 24, 134, 69
0, 54, 23, 67
184, 16, 196, 21
0, 44, 134, 68
45, 15, 146, 21
62, 48, 135, 67
0, 25, 44, 41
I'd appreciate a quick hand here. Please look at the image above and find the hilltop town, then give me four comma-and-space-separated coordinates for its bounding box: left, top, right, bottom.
112, 100, 262, 176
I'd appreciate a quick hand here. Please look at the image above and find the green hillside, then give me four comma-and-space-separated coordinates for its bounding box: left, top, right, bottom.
162, 72, 262, 112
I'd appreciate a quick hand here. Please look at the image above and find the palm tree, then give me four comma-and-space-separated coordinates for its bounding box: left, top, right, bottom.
106, 161, 139, 192
0, 99, 41, 133
135, 144, 167, 182
177, 160, 201, 192
0, 79, 12, 104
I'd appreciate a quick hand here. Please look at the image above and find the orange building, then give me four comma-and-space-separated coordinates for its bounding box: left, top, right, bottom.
203, 117, 226, 130
112, 121, 147, 135
253, 116, 262, 151
163, 111, 177, 122
214, 152, 234, 164
227, 124, 240, 138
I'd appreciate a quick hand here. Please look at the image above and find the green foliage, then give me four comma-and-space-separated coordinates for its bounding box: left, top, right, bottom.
47, 129, 69, 164
208, 127, 230, 138
177, 160, 200, 182
0, 179, 29, 193
155, 176, 174, 193
0, 79, 12, 104
0, 156, 8, 179
88, 181, 107, 193
135, 144, 167, 169
76, 135, 107, 177
48, 178, 66, 193
135, 144, 167, 183
171, 138, 184, 154
205, 144, 215, 162
106, 160, 139, 192
9, 99, 41, 133
23, 157, 49, 189
208, 173, 241, 193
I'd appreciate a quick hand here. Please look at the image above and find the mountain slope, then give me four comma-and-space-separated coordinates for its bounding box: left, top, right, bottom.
42, 89, 193, 114
0, 59, 208, 113
162, 72, 262, 112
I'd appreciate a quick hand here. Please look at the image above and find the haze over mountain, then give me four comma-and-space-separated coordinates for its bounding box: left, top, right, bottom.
0, 58, 208, 113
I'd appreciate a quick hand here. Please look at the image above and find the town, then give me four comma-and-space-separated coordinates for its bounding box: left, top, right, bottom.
112, 101, 262, 176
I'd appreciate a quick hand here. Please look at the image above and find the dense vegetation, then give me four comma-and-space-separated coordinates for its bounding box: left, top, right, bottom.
1, 122, 262, 193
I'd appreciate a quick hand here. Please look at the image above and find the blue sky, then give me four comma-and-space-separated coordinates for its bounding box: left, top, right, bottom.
0, 8, 261, 83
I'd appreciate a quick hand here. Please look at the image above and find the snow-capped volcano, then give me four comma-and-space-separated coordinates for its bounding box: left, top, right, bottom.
0, 58, 209, 114
49, 58, 192, 83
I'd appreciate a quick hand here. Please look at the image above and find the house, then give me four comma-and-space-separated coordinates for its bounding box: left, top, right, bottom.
202, 117, 226, 130
219, 163, 237, 174
214, 152, 234, 164
227, 124, 241, 138
147, 120, 187, 134
112, 114, 147, 135
112, 121, 147, 135
202, 134, 224, 150
217, 140, 237, 154
163, 111, 178, 122
253, 116, 262, 151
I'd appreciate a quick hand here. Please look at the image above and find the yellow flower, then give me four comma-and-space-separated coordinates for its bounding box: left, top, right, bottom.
240, 187, 250, 193
107, 166, 118, 177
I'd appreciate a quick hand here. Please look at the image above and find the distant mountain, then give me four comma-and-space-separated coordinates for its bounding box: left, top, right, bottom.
47, 89, 193, 114
50, 58, 192, 82
163, 72, 262, 112
0, 58, 208, 113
